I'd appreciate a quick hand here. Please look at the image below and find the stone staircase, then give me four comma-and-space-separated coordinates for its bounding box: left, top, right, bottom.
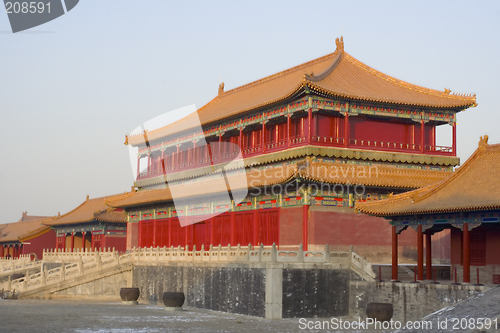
372, 264, 452, 282
0, 256, 42, 279
0, 250, 133, 298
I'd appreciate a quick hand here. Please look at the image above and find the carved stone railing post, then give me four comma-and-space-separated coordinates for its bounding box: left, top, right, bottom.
96, 251, 102, 270
78, 258, 84, 276
42, 266, 47, 287
324, 244, 330, 263
60, 264, 66, 282
298, 243, 304, 263
271, 243, 277, 262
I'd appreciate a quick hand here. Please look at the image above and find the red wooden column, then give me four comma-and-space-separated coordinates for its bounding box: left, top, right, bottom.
230, 213, 235, 246
452, 123, 457, 156
136, 156, 141, 178
344, 113, 350, 148
392, 225, 398, 281
287, 113, 291, 147
307, 108, 312, 144
160, 150, 165, 173
463, 222, 470, 283
261, 120, 266, 153
171, 151, 175, 170
210, 217, 215, 246
176, 144, 180, 169
192, 138, 196, 166
417, 225, 424, 280
71, 232, 75, 252
302, 204, 309, 251
253, 210, 259, 246
147, 152, 151, 175
219, 133, 223, 160
420, 120, 425, 153
238, 128, 243, 154
425, 231, 432, 280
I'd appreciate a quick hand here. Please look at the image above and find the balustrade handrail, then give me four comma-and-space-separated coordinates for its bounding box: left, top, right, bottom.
0, 245, 376, 294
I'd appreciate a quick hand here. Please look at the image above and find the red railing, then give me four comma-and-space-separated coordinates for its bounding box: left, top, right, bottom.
289, 136, 307, 146
265, 138, 288, 152
242, 144, 262, 157
136, 137, 454, 180
312, 136, 344, 146
349, 139, 420, 152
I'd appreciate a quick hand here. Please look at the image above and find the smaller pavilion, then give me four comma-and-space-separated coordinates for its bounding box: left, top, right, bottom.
43, 194, 128, 252
357, 136, 500, 284
0, 212, 56, 259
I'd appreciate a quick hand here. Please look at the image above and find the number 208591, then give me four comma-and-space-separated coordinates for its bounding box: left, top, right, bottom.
5, 2, 51, 14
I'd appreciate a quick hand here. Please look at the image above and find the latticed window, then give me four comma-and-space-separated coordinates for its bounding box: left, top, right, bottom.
470, 231, 486, 266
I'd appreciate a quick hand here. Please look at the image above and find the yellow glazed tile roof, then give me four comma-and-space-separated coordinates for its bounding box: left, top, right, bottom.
128, 38, 476, 146
356, 136, 500, 216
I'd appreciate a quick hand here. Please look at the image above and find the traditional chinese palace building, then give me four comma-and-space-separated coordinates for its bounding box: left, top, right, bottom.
1, 212, 56, 259
43, 194, 128, 252
357, 136, 499, 284
108, 37, 476, 261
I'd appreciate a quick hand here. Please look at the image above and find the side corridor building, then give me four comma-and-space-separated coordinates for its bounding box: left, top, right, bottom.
357, 136, 500, 284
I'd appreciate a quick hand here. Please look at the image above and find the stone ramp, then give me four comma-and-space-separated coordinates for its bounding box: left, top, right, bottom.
19, 262, 132, 298
395, 285, 500, 333
0, 250, 133, 298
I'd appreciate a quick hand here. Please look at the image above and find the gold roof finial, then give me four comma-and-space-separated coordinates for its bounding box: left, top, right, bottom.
479, 135, 489, 149
124, 135, 129, 145
335, 36, 344, 53
218, 82, 225, 96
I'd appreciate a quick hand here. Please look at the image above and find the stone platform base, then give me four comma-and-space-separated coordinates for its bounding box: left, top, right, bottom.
121, 301, 138, 305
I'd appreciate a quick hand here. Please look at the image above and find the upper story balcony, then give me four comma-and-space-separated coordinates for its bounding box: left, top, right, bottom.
135, 112, 457, 182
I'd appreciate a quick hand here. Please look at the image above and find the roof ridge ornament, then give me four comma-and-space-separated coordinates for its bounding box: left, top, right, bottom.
444, 88, 451, 94
479, 135, 489, 149
218, 82, 225, 96
335, 36, 344, 53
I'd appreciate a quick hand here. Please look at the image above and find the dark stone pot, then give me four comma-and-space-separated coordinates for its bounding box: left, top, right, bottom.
366, 303, 393, 322
162, 292, 185, 308
120, 288, 140, 302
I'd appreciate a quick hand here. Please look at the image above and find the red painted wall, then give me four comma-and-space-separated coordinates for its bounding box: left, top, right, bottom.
485, 227, 500, 265
450, 228, 462, 265
279, 207, 303, 246
103, 234, 126, 252
23, 229, 56, 260
136, 210, 280, 250
127, 222, 139, 249
348, 116, 434, 146
308, 206, 418, 262
316, 114, 342, 138
430, 229, 451, 264
451, 225, 500, 266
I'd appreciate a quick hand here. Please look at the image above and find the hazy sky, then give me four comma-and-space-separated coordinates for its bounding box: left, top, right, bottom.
1, 1, 498, 223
